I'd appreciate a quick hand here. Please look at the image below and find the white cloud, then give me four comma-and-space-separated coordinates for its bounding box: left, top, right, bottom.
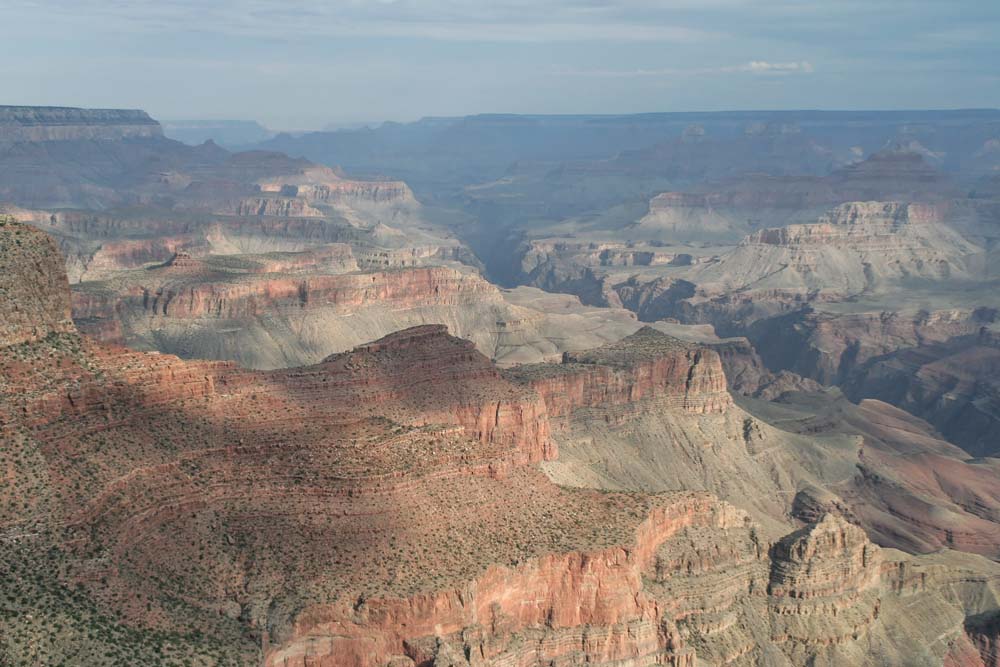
556, 60, 816, 79
738, 60, 815, 74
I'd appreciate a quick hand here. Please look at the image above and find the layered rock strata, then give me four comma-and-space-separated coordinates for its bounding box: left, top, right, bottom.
596, 200, 984, 332
686, 201, 979, 301
69, 259, 517, 368
0, 105, 162, 142
504, 327, 733, 419
843, 328, 1000, 457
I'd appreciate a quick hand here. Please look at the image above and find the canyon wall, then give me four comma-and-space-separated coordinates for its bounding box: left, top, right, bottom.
0, 105, 162, 142
72, 266, 499, 321
843, 328, 1000, 457
69, 262, 519, 368
748, 306, 997, 385
504, 327, 733, 419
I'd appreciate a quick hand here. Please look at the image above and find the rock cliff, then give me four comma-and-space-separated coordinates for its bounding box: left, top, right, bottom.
69, 261, 518, 368
504, 327, 733, 418
844, 327, 1000, 457
0, 105, 162, 142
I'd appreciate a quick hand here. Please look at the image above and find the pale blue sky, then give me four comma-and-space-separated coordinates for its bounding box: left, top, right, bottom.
3, 0, 999, 129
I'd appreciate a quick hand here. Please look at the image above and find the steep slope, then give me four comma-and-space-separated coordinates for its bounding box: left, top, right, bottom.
735, 305, 1000, 457
0, 215, 75, 345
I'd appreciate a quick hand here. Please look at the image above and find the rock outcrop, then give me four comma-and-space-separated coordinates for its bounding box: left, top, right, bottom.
710, 336, 823, 399
74, 265, 499, 321
257, 166, 414, 205
229, 197, 325, 217
504, 327, 733, 418
637, 191, 746, 241
0, 216, 75, 346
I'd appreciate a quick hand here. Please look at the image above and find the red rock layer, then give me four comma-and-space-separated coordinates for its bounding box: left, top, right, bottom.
76, 235, 200, 278
70, 266, 500, 322
505, 327, 733, 418
265, 495, 748, 667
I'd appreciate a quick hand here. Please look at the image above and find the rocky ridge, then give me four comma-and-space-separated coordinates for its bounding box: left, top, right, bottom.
67, 251, 553, 368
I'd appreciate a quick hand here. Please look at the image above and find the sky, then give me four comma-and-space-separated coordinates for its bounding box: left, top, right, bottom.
3, 0, 1000, 130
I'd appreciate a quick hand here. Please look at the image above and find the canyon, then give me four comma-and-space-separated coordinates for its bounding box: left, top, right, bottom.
3, 219, 1000, 667
3, 104, 1000, 667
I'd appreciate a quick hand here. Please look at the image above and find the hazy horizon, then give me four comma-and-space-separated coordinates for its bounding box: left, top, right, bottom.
4, 0, 999, 130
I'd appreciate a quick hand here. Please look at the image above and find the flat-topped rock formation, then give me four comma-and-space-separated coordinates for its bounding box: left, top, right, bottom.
221, 166, 415, 217
830, 146, 957, 201
0, 106, 419, 213
637, 191, 749, 242
635, 149, 959, 241
0, 105, 162, 142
